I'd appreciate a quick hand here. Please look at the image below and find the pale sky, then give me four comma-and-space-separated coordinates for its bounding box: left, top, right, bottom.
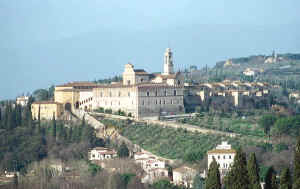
1, 0, 300, 99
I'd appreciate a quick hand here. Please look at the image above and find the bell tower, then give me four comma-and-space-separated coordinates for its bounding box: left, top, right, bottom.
163, 48, 174, 75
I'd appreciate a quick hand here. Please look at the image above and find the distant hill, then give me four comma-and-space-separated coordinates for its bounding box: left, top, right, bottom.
188, 52, 300, 89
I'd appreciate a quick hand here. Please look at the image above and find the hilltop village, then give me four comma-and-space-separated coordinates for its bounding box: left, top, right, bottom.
3, 49, 300, 189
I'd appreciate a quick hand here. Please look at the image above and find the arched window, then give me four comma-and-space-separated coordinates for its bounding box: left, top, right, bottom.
147, 91, 150, 97
155, 90, 158, 96
164, 90, 167, 96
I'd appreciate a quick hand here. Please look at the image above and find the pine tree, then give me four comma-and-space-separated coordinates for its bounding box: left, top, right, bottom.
265, 167, 277, 189
224, 148, 249, 189
52, 113, 56, 139
205, 158, 221, 189
279, 168, 291, 189
247, 153, 261, 189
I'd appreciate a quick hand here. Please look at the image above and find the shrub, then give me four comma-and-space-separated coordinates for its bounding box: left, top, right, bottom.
274, 143, 289, 152
95, 107, 104, 113
104, 108, 112, 114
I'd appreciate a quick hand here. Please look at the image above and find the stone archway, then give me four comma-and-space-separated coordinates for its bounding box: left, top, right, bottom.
65, 103, 72, 111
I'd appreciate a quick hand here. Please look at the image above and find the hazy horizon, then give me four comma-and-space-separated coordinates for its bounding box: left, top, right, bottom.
1, 0, 300, 99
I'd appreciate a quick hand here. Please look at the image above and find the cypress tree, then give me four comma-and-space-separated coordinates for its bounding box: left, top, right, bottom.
0, 107, 2, 129
37, 105, 41, 133
225, 148, 249, 189
193, 174, 205, 189
292, 178, 300, 189
279, 168, 291, 189
247, 153, 261, 189
265, 167, 277, 189
13, 173, 18, 189
205, 158, 221, 189
293, 134, 300, 186
117, 142, 129, 158
68, 127, 73, 142
52, 113, 56, 139
271, 174, 278, 189
15, 104, 22, 127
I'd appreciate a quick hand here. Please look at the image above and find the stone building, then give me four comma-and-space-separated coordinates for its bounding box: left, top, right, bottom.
54, 81, 97, 111
92, 48, 184, 119
173, 166, 197, 188
184, 80, 270, 109
16, 96, 29, 106
89, 147, 117, 161
31, 101, 64, 120
31, 48, 184, 120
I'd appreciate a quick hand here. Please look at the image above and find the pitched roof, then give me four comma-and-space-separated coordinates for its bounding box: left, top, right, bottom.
92, 147, 108, 151
56, 81, 98, 88
99, 151, 117, 155
32, 101, 62, 105
173, 166, 195, 174
207, 149, 236, 154
134, 69, 149, 75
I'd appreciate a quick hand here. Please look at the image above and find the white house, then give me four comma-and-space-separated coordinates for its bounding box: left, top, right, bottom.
134, 152, 151, 160
144, 159, 165, 171
89, 147, 117, 161
134, 152, 168, 183
16, 96, 29, 106
207, 141, 236, 177
243, 68, 256, 76
173, 166, 197, 188
141, 168, 169, 183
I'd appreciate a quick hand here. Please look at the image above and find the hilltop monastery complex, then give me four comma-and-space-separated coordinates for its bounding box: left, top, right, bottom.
31, 48, 184, 120
30, 48, 272, 120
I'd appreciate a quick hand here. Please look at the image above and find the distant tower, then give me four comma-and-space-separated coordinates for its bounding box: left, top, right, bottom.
163, 48, 174, 75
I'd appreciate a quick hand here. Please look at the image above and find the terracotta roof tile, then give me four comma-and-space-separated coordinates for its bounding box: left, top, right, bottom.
207, 149, 236, 154
56, 81, 97, 88
32, 101, 62, 105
